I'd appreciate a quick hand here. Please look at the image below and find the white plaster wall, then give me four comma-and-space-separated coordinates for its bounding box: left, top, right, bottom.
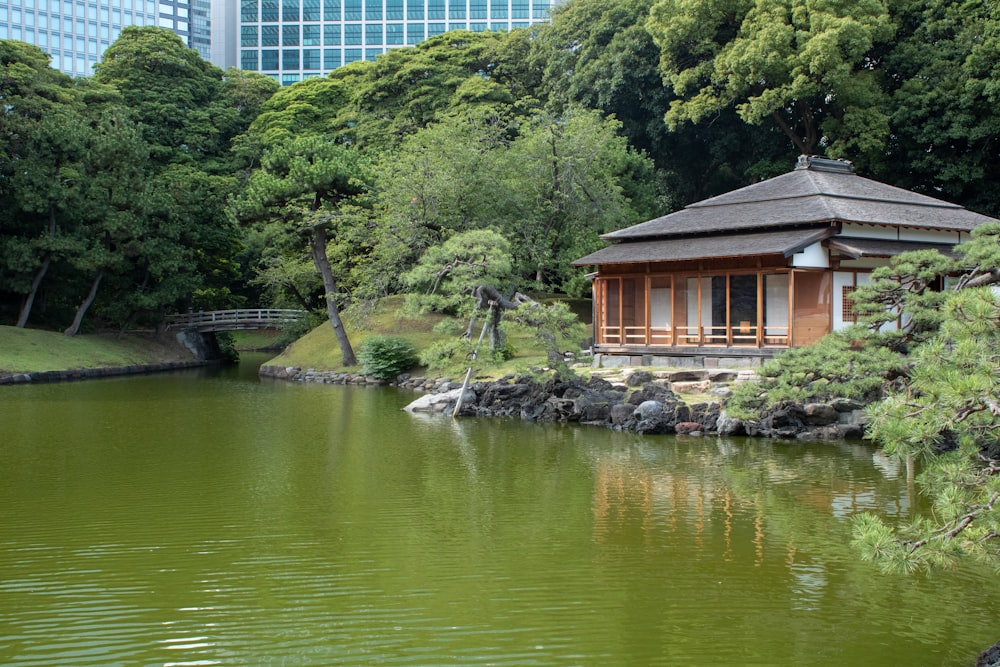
898, 228, 962, 243
841, 223, 898, 239
791, 242, 830, 268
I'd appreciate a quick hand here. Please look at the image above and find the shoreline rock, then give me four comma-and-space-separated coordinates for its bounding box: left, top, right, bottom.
257, 365, 868, 441
403, 373, 868, 441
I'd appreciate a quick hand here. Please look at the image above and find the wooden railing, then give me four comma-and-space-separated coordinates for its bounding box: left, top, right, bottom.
165, 308, 308, 332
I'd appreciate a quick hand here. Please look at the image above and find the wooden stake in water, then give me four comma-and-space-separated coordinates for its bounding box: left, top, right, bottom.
453, 305, 493, 419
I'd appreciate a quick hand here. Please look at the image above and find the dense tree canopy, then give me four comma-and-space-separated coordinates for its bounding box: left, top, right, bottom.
2, 0, 1000, 349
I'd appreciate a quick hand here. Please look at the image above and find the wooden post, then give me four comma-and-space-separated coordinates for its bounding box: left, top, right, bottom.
453, 308, 492, 419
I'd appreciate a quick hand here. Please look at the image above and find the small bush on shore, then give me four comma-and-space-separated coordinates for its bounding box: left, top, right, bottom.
358, 335, 419, 380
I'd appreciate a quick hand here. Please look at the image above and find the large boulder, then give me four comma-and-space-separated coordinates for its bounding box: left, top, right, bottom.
404, 387, 474, 414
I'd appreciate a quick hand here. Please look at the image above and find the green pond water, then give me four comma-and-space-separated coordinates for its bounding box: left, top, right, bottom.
1, 356, 998, 666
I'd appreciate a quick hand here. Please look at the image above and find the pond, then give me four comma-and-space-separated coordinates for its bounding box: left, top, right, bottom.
1, 356, 997, 666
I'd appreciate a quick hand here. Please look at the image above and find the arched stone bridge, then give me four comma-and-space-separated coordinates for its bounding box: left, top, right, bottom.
165, 308, 308, 332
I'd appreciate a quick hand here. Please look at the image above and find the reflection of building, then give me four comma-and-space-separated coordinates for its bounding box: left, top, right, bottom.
591, 443, 912, 565
233, 0, 559, 85
574, 156, 998, 367
2, 0, 196, 77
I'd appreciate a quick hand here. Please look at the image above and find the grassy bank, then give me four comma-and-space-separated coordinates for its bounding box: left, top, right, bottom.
0, 326, 197, 374
265, 296, 558, 380
0, 296, 584, 380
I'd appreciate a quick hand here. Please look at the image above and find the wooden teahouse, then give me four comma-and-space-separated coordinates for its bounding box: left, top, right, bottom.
573, 156, 997, 368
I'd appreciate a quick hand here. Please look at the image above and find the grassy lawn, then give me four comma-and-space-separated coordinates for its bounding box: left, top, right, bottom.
0, 326, 196, 374
266, 296, 562, 380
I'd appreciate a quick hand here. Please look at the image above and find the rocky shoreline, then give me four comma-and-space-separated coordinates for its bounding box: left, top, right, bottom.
262, 364, 869, 441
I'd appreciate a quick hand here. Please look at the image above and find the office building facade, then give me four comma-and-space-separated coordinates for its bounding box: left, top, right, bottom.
0, 0, 194, 77
235, 0, 556, 85
1, 0, 556, 81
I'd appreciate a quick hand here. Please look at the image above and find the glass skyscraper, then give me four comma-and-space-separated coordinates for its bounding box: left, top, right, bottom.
236, 0, 556, 85
1, 0, 557, 81
0, 0, 194, 77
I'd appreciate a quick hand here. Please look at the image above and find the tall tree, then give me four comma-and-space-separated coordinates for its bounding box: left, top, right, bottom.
497, 108, 657, 287
0, 42, 85, 326
647, 0, 894, 157
878, 0, 1000, 215
236, 136, 373, 366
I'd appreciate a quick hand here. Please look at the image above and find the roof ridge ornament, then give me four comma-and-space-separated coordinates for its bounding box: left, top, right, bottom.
795, 155, 855, 174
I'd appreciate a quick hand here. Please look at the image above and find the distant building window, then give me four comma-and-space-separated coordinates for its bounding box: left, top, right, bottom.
261, 0, 278, 21
344, 0, 360, 20
406, 0, 423, 19
324, 48, 341, 68
406, 22, 423, 44
282, 48, 299, 69
302, 48, 320, 68
303, 23, 319, 44
344, 23, 361, 44
283, 23, 298, 45
365, 23, 381, 44
262, 24, 279, 45
241, 49, 258, 70
344, 47, 361, 63
470, 0, 485, 19
386, 0, 402, 20
448, 0, 464, 19
386, 22, 402, 44
282, 73, 300, 85
365, 47, 381, 61
324, 23, 341, 44
282, 0, 299, 21
303, 0, 320, 20
261, 48, 279, 69
324, 0, 341, 20
365, 0, 381, 20
241, 25, 258, 47
241, 0, 258, 21
427, 21, 445, 36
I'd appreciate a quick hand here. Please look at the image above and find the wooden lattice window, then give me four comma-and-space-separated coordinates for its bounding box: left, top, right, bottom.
842, 285, 857, 323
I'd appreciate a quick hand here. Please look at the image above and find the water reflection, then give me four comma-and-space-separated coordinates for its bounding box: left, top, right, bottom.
0, 369, 996, 667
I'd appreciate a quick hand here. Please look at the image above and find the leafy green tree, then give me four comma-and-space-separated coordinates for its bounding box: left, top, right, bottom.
328, 30, 528, 150
401, 228, 516, 316
368, 108, 512, 297
648, 0, 894, 157
237, 136, 373, 366
0, 42, 85, 326
852, 282, 1000, 573
94, 27, 226, 167
497, 108, 656, 287
878, 0, 1000, 215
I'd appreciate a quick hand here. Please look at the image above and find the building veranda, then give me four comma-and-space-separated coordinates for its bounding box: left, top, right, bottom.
573, 156, 998, 367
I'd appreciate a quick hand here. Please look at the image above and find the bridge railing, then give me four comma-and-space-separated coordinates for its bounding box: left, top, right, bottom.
165, 308, 308, 330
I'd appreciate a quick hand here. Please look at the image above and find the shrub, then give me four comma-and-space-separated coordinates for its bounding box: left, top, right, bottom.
725, 327, 906, 420
418, 338, 469, 373
358, 335, 419, 380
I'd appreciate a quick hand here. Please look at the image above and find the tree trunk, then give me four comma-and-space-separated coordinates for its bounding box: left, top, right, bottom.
17, 209, 58, 328
17, 253, 51, 328
308, 225, 356, 366
64, 270, 104, 337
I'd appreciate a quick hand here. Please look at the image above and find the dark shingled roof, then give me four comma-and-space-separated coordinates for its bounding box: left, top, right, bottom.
602, 157, 996, 242
573, 228, 832, 266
